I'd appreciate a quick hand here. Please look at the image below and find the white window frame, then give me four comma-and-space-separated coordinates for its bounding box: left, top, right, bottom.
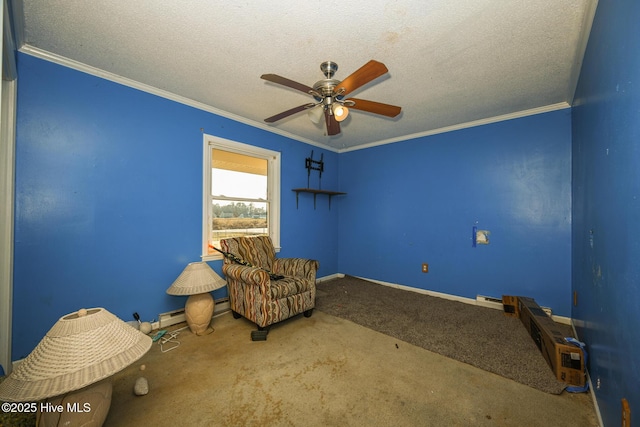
202, 134, 280, 261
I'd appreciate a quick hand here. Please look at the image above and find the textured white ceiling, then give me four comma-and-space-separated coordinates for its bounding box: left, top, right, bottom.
13, 0, 596, 152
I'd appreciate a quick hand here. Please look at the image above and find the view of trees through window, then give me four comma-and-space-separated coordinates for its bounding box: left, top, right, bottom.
210, 200, 268, 244
208, 148, 269, 252
212, 201, 267, 220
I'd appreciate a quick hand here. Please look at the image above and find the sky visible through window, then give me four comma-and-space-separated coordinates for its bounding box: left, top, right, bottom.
212, 169, 267, 200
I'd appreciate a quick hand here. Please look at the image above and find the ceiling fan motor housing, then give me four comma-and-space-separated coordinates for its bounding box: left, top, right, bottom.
313, 79, 340, 101
313, 61, 346, 107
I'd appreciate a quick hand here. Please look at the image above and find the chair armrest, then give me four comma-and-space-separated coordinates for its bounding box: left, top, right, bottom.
222, 264, 271, 289
273, 258, 319, 280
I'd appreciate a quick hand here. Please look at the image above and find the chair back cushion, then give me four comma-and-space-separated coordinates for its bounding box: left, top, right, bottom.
220, 236, 276, 269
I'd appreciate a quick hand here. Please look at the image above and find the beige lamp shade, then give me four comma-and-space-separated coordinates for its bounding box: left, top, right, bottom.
166, 262, 226, 296
0, 308, 152, 402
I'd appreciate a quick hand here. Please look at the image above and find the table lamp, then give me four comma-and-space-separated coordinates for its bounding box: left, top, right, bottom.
166, 262, 226, 335
0, 307, 152, 426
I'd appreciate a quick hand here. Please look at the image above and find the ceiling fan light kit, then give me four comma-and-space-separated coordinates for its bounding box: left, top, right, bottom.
332, 104, 349, 122
307, 105, 324, 124
261, 60, 401, 136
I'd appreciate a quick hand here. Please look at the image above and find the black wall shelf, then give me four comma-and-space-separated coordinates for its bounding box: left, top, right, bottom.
292, 188, 346, 210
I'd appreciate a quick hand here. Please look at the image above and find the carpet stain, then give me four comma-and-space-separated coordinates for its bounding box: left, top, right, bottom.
227, 376, 290, 426
292, 355, 348, 379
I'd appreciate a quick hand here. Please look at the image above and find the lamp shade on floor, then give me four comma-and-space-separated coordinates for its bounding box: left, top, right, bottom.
0, 308, 152, 402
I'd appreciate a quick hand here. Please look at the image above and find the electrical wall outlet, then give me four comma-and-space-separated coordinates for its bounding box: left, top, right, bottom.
422, 263, 429, 273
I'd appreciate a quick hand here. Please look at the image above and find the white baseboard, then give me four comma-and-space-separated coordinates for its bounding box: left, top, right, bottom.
317, 273, 345, 283
585, 370, 604, 427
570, 323, 603, 427
354, 274, 478, 305
351, 275, 573, 325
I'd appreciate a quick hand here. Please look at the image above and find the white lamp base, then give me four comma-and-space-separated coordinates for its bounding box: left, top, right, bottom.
185, 293, 215, 335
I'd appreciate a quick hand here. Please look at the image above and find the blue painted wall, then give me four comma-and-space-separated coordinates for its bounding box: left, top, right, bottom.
15, 9, 639, 420
338, 110, 572, 315
572, 1, 640, 425
12, 53, 339, 359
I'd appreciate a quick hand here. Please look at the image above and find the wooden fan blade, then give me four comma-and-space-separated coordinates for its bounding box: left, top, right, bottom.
265, 103, 315, 123
333, 60, 389, 97
261, 74, 314, 94
348, 98, 402, 118
324, 109, 341, 136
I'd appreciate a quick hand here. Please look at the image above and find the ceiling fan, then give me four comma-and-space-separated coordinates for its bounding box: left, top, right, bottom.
261, 60, 402, 136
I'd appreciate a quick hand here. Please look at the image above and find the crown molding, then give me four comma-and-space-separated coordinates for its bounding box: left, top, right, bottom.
18, 45, 340, 153
17, 45, 571, 155
338, 102, 571, 153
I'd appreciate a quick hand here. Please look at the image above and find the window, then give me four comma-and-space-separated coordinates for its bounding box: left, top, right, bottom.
202, 135, 280, 260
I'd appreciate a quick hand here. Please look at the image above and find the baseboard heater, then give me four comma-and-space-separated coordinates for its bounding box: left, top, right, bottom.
158, 308, 186, 329
475, 295, 504, 309
158, 298, 230, 329
476, 295, 552, 316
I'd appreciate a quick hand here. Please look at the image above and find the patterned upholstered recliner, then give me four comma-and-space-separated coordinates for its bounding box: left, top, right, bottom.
220, 236, 318, 338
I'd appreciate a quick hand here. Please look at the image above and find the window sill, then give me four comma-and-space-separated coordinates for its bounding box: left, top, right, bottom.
202, 253, 223, 262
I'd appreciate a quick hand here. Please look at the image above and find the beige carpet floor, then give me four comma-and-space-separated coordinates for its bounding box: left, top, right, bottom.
102, 310, 599, 427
